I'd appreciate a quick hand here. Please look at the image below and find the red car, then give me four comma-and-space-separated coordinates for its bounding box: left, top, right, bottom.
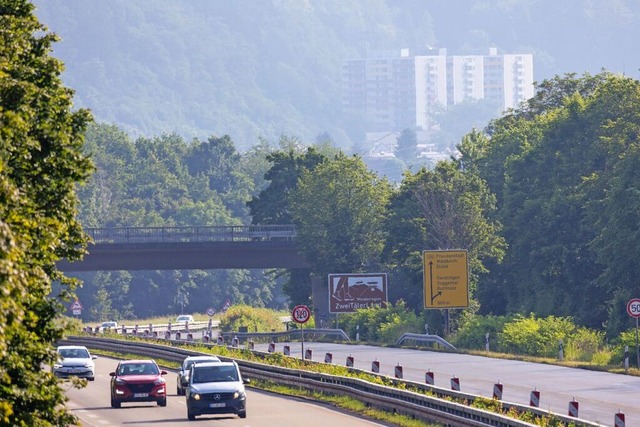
110, 359, 168, 408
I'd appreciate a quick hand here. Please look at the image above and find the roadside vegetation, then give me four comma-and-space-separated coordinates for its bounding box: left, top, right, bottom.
78, 303, 640, 375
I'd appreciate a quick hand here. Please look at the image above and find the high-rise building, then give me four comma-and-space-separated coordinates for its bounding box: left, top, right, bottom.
342, 47, 534, 134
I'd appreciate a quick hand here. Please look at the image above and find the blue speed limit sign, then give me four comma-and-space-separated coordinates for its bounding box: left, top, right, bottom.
627, 298, 640, 318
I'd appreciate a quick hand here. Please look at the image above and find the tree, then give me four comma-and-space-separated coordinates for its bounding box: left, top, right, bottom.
394, 128, 419, 167
289, 153, 392, 277
382, 161, 506, 332
247, 145, 327, 225
0, 2, 94, 425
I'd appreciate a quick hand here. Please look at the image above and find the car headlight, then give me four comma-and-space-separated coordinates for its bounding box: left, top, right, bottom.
114, 378, 126, 385
53, 364, 62, 369
83, 363, 92, 368
233, 390, 245, 399
154, 378, 166, 385
192, 393, 201, 400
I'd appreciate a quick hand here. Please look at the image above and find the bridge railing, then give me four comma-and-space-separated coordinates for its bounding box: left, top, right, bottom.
85, 225, 297, 244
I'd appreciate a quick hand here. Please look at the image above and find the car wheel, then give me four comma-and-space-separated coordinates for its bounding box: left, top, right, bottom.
187, 408, 196, 421
157, 398, 167, 407
239, 410, 247, 419
110, 396, 121, 409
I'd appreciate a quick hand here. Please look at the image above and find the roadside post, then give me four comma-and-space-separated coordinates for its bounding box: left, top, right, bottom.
292, 305, 311, 360
626, 298, 640, 367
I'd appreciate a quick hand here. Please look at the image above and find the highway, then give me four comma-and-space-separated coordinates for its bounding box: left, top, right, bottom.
250, 341, 640, 426
64, 356, 392, 426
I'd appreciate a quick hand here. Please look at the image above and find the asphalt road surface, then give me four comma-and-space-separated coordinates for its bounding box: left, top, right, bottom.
63, 356, 392, 427
251, 341, 640, 427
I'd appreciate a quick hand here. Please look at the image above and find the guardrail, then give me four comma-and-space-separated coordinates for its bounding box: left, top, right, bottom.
85, 225, 297, 244
60, 336, 601, 427
396, 333, 456, 350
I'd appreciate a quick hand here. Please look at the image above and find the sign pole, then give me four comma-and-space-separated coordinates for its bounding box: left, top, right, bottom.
301, 322, 304, 360
636, 316, 639, 368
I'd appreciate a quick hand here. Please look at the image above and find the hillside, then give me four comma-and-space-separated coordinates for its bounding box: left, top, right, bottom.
33, 1, 640, 151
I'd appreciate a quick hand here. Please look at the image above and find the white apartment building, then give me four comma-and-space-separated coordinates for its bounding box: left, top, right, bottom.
343, 47, 534, 133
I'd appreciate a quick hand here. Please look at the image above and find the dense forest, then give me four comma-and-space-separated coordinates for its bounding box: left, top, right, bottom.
67, 71, 640, 341
32, 1, 640, 154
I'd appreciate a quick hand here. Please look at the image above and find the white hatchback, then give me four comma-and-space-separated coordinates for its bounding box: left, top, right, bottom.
53, 345, 97, 381
176, 314, 194, 323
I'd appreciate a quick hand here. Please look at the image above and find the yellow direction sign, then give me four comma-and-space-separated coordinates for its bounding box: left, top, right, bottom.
423, 250, 469, 309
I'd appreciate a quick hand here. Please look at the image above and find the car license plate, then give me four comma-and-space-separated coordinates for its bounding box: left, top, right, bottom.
134, 393, 149, 398
209, 403, 225, 408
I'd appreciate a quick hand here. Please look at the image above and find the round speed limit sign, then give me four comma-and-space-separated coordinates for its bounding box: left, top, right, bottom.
627, 298, 640, 318
292, 305, 311, 324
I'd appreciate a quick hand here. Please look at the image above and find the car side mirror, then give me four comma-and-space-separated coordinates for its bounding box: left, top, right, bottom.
161, 370, 168, 375
243, 378, 250, 384
92, 355, 98, 359
109, 372, 116, 377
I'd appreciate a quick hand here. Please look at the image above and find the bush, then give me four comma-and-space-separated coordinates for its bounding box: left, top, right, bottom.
339, 301, 422, 343
499, 314, 575, 357
452, 315, 511, 350
219, 305, 287, 333
563, 327, 607, 362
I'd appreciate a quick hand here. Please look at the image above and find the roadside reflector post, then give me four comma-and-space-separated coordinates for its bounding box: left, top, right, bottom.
346, 355, 354, 367
451, 375, 460, 391
493, 381, 503, 400
283, 345, 290, 356
304, 348, 312, 360
530, 388, 540, 407
394, 363, 403, 379
268, 341, 275, 353
324, 352, 333, 363
371, 359, 380, 373
425, 370, 434, 385
615, 410, 625, 427
568, 397, 579, 417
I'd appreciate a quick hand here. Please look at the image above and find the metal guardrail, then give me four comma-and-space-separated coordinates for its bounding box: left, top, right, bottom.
396, 333, 457, 350
221, 328, 351, 343
85, 225, 297, 244
60, 336, 602, 427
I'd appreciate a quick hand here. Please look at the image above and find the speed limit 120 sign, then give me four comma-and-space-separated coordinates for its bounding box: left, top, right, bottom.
627, 298, 640, 318
292, 305, 311, 324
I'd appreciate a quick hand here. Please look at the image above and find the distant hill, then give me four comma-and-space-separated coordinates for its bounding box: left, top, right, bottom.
33, 0, 640, 151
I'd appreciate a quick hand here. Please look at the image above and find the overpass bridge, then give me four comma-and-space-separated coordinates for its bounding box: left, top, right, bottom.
57, 225, 309, 272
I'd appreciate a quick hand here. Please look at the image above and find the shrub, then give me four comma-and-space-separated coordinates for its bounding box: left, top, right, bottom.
499, 314, 576, 357
219, 305, 287, 333
452, 314, 511, 350
563, 327, 607, 362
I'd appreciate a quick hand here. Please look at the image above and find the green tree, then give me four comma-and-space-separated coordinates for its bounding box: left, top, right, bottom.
382, 161, 505, 330
247, 145, 327, 225
0, 2, 94, 425
186, 135, 253, 219
394, 127, 419, 167
290, 153, 392, 276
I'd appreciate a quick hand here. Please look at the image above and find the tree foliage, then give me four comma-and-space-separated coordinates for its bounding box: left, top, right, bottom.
0, 1, 93, 424
290, 154, 392, 277
473, 72, 640, 334
382, 161, 506, 313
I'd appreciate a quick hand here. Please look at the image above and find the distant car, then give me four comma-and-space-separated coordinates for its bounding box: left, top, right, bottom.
53, 345, 97, 381
186, 361, 248, 420
177, 355, 221, 395
109, 359, 168, 408
101, 321, 118, 331
176, 315, 194, 323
